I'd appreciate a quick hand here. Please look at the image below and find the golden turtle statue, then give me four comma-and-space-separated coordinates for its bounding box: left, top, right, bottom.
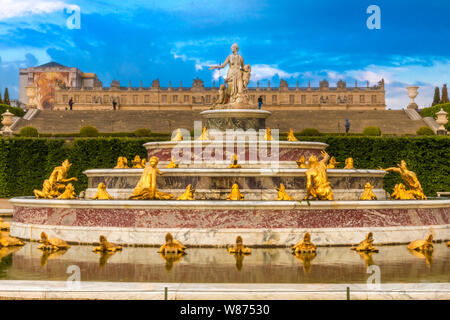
228, 236, 251, 254
0, 231, 24, 247
351, 232, 379, 252
0, 218, 10, 231
275, 183, 294, 200
92, 182, 114, 200
93, 235, 122, 252
158, 233, 186, 255
292, 232, 316, 254
226, 183, 244, 200
37, 232, 70, 251
407, 234, 433, 252
177, 184, 195, 200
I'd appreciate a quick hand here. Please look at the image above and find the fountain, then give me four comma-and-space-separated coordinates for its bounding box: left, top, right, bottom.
8, 44, 450, 248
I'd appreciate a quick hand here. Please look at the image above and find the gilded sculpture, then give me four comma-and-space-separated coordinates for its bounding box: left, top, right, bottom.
287, 129, 298, 141
228, 154, 242, 168
177, 184, 195, 200
0, 231, 24, 247
197, 126, 210, 141
171, 128, 184, 141
166, 157, 179, 168
34, 159, 78, 199
263, 127, 273, 141
129, 156, 174, 200
360, 182, 377, 200
57, 183, 77, 199
344, 157, 354, 169
351, 232, 379, 252
92, 182, 114, 200
228, 236, 251, 254
292, 232, 316, 254
408, 234, 434, 252
158, 232, 186, 255
304, 151, 333, 200
38, 232, 70, 251
326, 156, 339, 169
132, 155, 146, 168
391, 183, 415, 200
0, 218, 10, 231
275, 183, 294, 200
226, 183, 244, 200
379, 160, 426, 200
93, 235, 122, 252
296, 155, 308, 168
293, 252, 317, 273
114, 156, 129, 169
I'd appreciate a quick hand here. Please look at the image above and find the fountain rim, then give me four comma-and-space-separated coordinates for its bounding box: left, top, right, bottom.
199, 109, 272, 118
143, 140, 328, 149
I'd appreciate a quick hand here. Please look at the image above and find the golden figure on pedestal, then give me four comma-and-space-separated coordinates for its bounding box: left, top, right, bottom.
296, 155, 308, 168
0, 218, 10, 231
326, 156, 339, 169
92, 182, 114, 200
228, 236, 251, 254
197, 126, 210, 141
292, 232, 316, 254
228, 154, 241, 168
132, 155, 146, 168
166, 157, 179, 168
360, 182, 377, 200
263, 127, 272, 141
129, 156, 174, 200
93, 235, 122, 252
379, 160, 426, 200
38, 232, 70, 251
172, 128, 184, 141
304, 151, 333, 200
344, 157, 354, 169
287, 129, 298, 141
177, 184, 195, 200
0, 231, 24, 247
158, 233, 186, 255
408, 234, 433, 252
226, 183, 244, 200
114, 156, 129, 168
34, 159, 78, 199
391, 183, 415, 200
351, 232, 379, 252
57, 183, 77, 199
275, 183, 294, 200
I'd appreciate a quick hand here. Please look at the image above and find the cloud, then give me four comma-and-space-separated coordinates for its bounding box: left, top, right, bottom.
0, 0, 71, 20
250, 64, 300, 81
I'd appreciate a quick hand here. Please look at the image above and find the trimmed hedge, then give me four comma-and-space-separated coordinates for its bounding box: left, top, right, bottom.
19, 126, 39, 137
0, 136, 448, 197
420, 102, 450, 130
362, 126, 381, 136
0, 104, 25, 122
79, 125, 99, 137
298, 128, 322, 136
416, 126, 435, 136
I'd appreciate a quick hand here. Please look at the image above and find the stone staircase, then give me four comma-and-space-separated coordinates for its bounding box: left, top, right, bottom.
13, 109, 429, 135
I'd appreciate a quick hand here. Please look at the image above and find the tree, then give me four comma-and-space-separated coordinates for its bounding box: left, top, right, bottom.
432, 87, 440, 106
442, 84, 449, 103
0, 90, 2, 104
3, 88, 10, 105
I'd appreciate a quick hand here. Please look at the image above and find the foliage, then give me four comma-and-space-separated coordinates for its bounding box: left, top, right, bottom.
442, 84, 449, 103
133, 128, 152, 137
420, 102, 450, 130
79, 125, 99, 137
18, 126, 39, 137
0, 104, 25, 122
297, 128, 322, 136
432, 87, 441, 106
416, 126, 435, 136
3, 88, 10, 106
362, 126, 382, 136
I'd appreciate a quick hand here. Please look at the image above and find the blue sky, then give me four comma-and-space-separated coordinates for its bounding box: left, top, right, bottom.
0, 0, 449, 108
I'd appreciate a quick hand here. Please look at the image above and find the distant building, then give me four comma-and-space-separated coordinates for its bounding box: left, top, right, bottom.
20, 62, 386, 110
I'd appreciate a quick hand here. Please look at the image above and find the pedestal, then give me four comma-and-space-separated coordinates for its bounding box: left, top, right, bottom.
200, 109, 272, 131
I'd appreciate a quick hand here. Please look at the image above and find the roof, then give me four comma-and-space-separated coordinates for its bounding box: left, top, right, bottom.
36, 61, 68, 69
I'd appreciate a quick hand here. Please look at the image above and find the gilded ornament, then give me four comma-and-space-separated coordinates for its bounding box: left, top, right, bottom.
57, 183, 77, 199
351, 232, 379, 252
380, 160, 426, 200
132, 155, 146, 168
296, 155, 308, 168
93, 235, 122, 252
275, 183, 294, 200
228, 154, 241, 168
228, 236, 251, 254
287, 129, 298, 141
166, 157, 179, 168
292, 232, 316, 254
158, 233, 186, 255
37, 232, 70, 251
177, 184, 195, 200
344, 157, 354, 169
326, 156, 339, 169
304, 151, 333, 200
92, 182, 114, 200
360, 182, 377, 200
226, 183, 244, 200
114, 156, 129, 169
408, 234, 433, 252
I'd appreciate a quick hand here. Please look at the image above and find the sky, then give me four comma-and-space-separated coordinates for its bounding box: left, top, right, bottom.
0, 0, 449, 108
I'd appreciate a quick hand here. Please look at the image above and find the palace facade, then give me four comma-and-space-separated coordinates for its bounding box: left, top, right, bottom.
20, 62, 386, 111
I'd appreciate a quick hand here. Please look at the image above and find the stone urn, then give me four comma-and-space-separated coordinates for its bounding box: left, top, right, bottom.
406, 86, 419, 109
1, 110, 14, 136
435, 108, 448, 135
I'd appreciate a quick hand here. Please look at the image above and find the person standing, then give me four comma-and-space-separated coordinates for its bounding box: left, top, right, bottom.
112, 99, 117, 111
68, 97, 74, 111
344, 118, 351, 134
258, 96, 263, 110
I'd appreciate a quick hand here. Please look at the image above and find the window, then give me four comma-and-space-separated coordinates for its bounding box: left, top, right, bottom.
360, 95, 365, 103
371, 95, 377, 103
348, 95, 353, 103
172, 95, 178, 103
301, 95, 306, 104
272, 95, 277, 103
121, 95, 126, 104
161, 95, 167, 103
86, 95, 92, 103
206, 95, 211, 104
133, 95, 138, 103
184, 95, 189, 103
312, 95, 318, 104
104, 95, 109, 103
63, 95, 68, 103
289, 95, 294, 104
250, 95, 255, 103
144, 95, 149, 103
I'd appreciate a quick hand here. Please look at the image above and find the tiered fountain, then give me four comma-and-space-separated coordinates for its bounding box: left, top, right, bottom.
9, 44, 450, 247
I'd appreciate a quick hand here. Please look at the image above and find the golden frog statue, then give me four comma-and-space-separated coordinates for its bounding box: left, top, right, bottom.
57, 183, 77, 199
275, 183, 294, 200
131, 155, 146, 168
33, 159, 78, 199
166, 157, 179, 168
114, 156, 129, 169
197, 126, 210, 141
351, 232, 379, 252
38, 232, 70, 251
391, 183, 415, 200
408, 234, 433, 252
228, 154, 241, 168
92, 182, 114, 200
0, 231, 24, 247
226, 183, 244, 200
360, 182, 377, 200
172, 128, 184, 141
326, 156, 339, 169
380, 160, 426, 200
93, 235, 122, 252
0, 218, 10, 231
263, 127, 272, 141
228, 236, 251, 254
304, 151, 333, 200
158, 233, 186, 255
296, 155, 308, 168
177, 184, 195, 200
287, 129, 298, 141
129, 156, 174, 200
344, 157, 354, 169
292, 232, 316, 254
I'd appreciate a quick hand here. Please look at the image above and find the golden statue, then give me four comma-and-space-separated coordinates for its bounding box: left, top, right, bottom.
92, 182, 114, 200
166, 157, 179, 168
131, 155, 146, 168
228, 154, 242, 168
0, 218, 10, 231
391, 183, 415, 200
129, 156, 174, 200
379, 160, 426, 200
447, 241, 450, 247
0, 231, 24, 247
296, 155, 308, 168
407, 234, 433, 253
344, 157, 354, 169
326, 156, 339, 169
158, 233, 186, 255
226, 183, 244, 200
34, 179, 60, 199
360, 182, 377, 200
34, 159, 78, 199
228, 236, 251, 254
304, 151, 333, 200
177, 184, 195, 200
37, 232, 70, 251
93, 235, 122, 252
275, 183, 294, 200
40, 249, 67, 266
57, 183, 77, 199
114, 156, 129, 169
263, 127, 272, 141
172, 128, 184, 141
287, 129, 298, 141
292, 232, 316, 254
351, 232, 379, 252
159, 252, 185, 271
197, 126, 210, 141
293, 252, 316, 273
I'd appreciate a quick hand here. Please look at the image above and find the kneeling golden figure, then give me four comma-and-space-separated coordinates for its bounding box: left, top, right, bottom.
380, 160, 426, 200
177, 184, 195, 200
93, 235, 122, 252
228, 236, 251, 254
114, 156, 129, 169
292, 232, 316, 254
263, 127, 273, 141
92, 182, 114, 200
351, 232, 379, 252
275, 183, 294, 200
287, 129, 298, 141
296, 155, 308, 168
38, 232, 70, 251
228, 154, 241, 169
408, 234, 433, 253
132, 155, 146, 168
226, 183, 244, 200
326, 156, 339, 169
304, 151, 333, 201
158, 233, 186, 255
391, 183, 415, 200
344, 157, 354, 169
166, 157, 179, 168
171, 128, 184, 141
57, 183, 77, 199
360, 182, 377, 200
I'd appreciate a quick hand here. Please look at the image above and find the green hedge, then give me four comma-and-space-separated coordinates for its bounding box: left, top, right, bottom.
0, 104, 25, 122
420, 102, 450, 130
0, 136, 448, 197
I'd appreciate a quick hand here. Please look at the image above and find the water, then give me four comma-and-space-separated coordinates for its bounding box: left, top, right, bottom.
0, 232, 448, 284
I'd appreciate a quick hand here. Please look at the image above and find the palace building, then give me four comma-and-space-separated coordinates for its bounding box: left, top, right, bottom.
20, 62, 386, 111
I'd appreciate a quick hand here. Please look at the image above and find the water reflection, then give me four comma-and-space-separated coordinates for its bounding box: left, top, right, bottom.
159, 252, 185, 271
407, 249, 433, 267
293, 252, 317, 274
40, 249, 68, 266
